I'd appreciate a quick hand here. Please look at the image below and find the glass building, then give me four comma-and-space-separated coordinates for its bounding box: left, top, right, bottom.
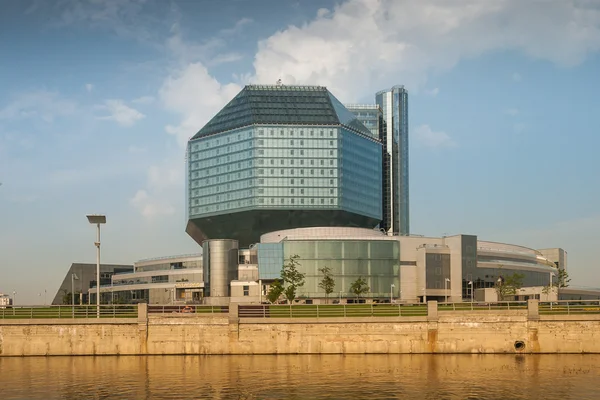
376, 85, 409, 236
186, 85, 383, 247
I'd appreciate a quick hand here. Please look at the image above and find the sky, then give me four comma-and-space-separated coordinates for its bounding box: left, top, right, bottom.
1, 0, 600, 304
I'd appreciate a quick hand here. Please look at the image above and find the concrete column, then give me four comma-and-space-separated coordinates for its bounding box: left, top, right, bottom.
527, 299, 539, 320
137, 303, 148, 324
229, 303, 239, 319
427, 300, 438, 321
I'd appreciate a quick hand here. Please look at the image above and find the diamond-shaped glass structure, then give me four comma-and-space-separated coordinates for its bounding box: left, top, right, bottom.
186, 85, 382, 247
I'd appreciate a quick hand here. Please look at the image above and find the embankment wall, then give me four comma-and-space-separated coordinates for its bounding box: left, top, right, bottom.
1, 304, 600, 356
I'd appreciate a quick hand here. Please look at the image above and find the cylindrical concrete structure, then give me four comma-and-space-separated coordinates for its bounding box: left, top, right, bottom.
202, 239, 239, 297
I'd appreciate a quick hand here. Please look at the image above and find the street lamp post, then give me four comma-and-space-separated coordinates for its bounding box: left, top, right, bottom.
390, 284, 395, 303
87, 214, 106, 318
339, 291, 343, 303
12, 290, 16, 306
468, 281, 474, 303
445, 278, 450, 303
71, 273, 79, 306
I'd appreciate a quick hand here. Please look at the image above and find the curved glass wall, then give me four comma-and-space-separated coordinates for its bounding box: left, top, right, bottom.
282, 240, 399, 298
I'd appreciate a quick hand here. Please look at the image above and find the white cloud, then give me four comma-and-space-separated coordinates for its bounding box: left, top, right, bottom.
96, 99, 145, 127
414, 124, 456, 148
512, 72, 522, 82
219, 17, 253, 36
129, 160, 183, 219
0, 90, 76, 122
130, 189, 175, 219
85, 83, 94, 92
505, 108, 519, 116
252, 0, 600, 101
425, 87, 440, 97
159, 63, 241, 146
132, 95, 154, 105
208, 52, 244, 66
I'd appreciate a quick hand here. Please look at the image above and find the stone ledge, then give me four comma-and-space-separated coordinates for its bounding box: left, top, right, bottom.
238, 316, 429, 324
0, 318, 138, 326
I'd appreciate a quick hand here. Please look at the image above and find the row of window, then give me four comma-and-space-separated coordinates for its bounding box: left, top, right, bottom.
258, 157, 337, 166
191, 187, 337, 203
257, 128, 336, 138
189, 171, 254, 188
190, 197, 339, 216
189, 140, 253, 160
257, 148, 336, 157
257, 138, 336, 147
189, 129, 253, 151
258, 168, 337, 177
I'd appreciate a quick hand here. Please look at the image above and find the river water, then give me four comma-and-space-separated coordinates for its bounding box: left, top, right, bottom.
0, 354, 598, 399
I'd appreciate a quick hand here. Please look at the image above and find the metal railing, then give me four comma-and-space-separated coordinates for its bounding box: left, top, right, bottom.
239, 304, 428, 318
148, 305, 229, 315
438, 301, 528, 311
0, 305, 138, 319
539, 300, 600, 315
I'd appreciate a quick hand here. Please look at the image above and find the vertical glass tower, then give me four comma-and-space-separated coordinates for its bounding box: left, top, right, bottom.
186, 85, 383, 247
376, 85, 409, 236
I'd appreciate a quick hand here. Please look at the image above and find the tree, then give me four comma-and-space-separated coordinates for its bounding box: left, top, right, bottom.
543, 268, 571, 299
61, 289, 71, 305
318, 266, 335, 304
266, 279, 284, 304
495, 272, 525, 301
281, 255, 305, 304
349, 276, 370, 299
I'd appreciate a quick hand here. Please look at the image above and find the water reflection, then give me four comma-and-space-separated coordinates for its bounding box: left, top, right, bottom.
0, 354, 598, 399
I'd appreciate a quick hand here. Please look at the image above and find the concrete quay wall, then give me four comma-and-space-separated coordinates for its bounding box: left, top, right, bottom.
2, 303, 600, 356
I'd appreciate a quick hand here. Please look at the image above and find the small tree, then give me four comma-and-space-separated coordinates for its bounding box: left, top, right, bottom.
495, 272, 524, 301
281, 255, 305, 304
266, 279, 284, 304
61, 289, 71, 305
543, 268, 571, 299
318, 266, 335, 304
350, 276, 370, 299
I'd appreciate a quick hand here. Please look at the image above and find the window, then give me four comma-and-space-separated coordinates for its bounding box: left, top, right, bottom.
320, 160, 324, 166
243, 285, 249, 296
290, 179, 295, 184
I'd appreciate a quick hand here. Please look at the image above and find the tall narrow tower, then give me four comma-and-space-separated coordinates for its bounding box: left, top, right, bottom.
376, 85, 409, 235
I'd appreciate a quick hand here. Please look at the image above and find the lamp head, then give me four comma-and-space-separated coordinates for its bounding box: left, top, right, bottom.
86, 214, 106, 224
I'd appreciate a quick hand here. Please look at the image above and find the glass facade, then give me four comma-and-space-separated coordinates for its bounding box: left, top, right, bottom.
278, 240, 400, 298
376, 85, 409, 235
187, 127, 256, 218
345, 105, 381, 138
256, 243, 284, 279
112, 272, 203, 287
186, 85, 384, 246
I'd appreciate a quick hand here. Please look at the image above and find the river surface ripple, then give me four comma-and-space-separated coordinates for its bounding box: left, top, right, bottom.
0, 354, 598, 399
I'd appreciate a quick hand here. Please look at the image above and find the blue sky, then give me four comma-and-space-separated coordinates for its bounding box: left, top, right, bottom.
1, 0, 599, 304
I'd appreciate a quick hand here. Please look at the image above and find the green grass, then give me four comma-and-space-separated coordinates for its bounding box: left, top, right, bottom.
0, 306, 137, 319
254, 305, 428, 318
438, 303, 528, 311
